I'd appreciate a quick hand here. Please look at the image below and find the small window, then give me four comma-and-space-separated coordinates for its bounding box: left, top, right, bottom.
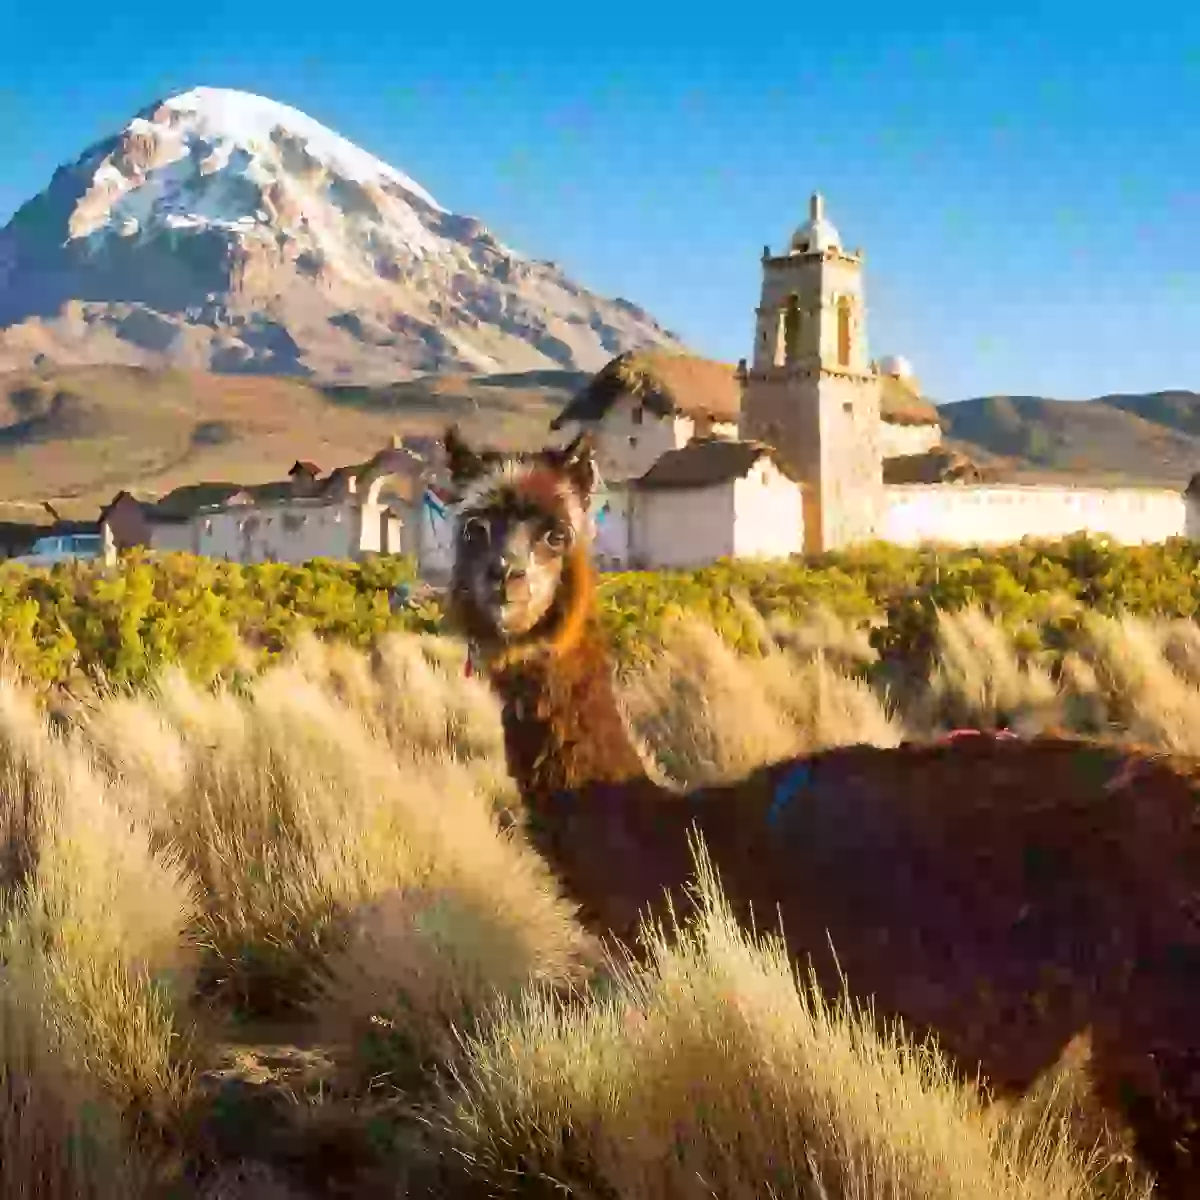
843, 401, 853, 414
629, 435, 638, 448
632, 406, 644, 426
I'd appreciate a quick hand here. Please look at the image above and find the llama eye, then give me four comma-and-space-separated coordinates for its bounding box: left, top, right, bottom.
461, 516, 489, 545
543, 525, 572, 552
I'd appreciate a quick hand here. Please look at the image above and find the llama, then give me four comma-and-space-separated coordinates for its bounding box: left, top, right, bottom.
442, 424, 1200, 1195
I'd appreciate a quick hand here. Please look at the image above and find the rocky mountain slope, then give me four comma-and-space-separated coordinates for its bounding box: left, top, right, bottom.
0, 87, 682, 380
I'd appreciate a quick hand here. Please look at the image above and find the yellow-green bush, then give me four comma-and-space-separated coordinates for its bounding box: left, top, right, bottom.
4, 535, 1200, 690
0, 550, 425, 689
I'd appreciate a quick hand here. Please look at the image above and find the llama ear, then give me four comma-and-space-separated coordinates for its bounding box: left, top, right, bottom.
443, 424, 487, 486
558, 431, 597, 496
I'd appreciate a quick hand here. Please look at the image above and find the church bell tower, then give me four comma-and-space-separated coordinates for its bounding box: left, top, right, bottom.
739, 193, 884, 553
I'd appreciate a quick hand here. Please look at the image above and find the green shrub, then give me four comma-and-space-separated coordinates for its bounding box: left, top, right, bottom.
0, 550, 423, 689
2, 536, 1200, 690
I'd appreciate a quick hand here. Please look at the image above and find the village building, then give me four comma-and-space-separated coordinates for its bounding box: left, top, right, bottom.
97, 436, 458, 578
551, 193, 1200, 565
17, 191, 1196, 578
625, 438, 805, 569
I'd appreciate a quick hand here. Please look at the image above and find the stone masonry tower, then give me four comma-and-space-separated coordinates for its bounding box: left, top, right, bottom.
739, 193, 884, 553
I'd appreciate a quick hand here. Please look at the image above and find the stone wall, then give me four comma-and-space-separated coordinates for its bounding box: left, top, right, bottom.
753, 252, 869, 372
882, 484, 1196, 547
816, 370, 884, 551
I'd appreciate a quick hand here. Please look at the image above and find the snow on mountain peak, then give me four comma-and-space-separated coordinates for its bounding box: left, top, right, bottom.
0, 86, 683, 379
154, 87, 443, 209
68, 85, 448, 252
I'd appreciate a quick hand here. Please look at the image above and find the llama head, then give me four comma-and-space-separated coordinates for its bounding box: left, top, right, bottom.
442, 425, 597, 658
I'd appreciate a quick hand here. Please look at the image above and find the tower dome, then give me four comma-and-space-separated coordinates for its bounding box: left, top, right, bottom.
878, 354, 915, 379
789, 192, 841, 254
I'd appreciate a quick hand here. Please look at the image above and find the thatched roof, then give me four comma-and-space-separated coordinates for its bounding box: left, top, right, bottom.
554, 350, 943, 432
634, 438, 794, 490
880, 373, 941, 427
883, 447, 996, 484
552, 351, 741, 430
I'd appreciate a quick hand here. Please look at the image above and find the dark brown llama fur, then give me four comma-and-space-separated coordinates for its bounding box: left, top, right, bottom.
442, 425, 1200, 1196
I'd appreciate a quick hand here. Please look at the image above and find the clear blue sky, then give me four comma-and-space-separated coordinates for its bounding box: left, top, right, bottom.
2, 0, 1199, 402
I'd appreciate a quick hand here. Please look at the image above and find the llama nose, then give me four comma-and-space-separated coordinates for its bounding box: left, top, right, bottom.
489, 559, 526, 585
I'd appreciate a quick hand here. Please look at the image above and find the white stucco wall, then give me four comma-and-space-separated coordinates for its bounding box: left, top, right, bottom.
146, 523, 197, 554
631, 484, 736, 569
879, 421, 942, 459
578, 399, 695, 483
883, 485, 1193, 547
195, 500, 359, 563
732, 460, 805, 559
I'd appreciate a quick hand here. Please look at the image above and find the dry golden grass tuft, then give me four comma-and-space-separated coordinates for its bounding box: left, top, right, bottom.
917, 605, 1063, 734
434, 840, 1149, 1199
3, 607, 1200, 1195
1070, 612, 1200, 752
0, 978, 153, 1200
0, 673, 198, 1131
621, 612, 903, 788
83, 654, 582, 1022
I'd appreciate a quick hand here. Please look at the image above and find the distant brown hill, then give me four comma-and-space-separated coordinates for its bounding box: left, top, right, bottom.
937, 391, 1200, 486
5, 365, 1200, 530
0, 364, 582, 524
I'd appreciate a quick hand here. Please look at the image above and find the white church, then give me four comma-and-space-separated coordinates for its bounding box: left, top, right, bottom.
549, 194, 1199, 570
88, 194, 1199, 578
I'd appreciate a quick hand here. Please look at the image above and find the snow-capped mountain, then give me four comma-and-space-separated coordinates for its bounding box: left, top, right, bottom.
0, 87, 683, 378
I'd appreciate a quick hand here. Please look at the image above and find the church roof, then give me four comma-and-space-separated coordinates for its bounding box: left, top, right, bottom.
551, 350, 742, 429
633, 437, 796, 490
880, 374, 942, 427
554, 349, 941, 432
